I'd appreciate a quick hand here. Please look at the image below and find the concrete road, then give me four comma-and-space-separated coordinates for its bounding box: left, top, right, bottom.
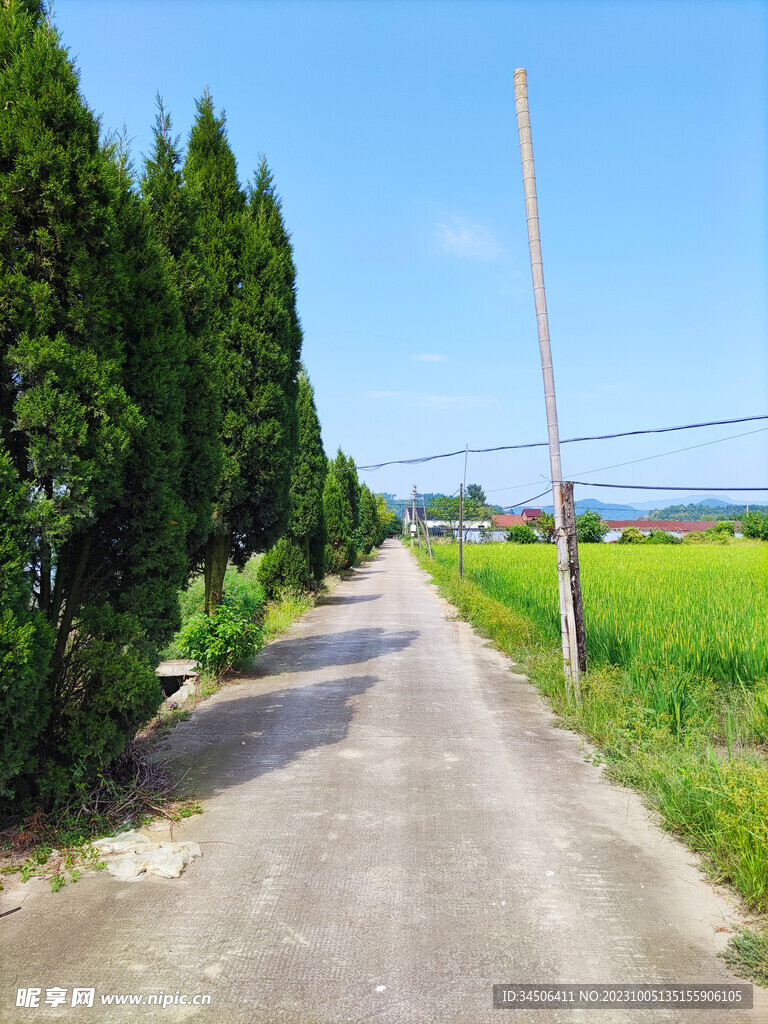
1, 540, 765, 1023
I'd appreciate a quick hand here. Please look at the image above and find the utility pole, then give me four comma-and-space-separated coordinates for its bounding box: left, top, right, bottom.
514, 68, 581, 700
561, 482, 587, 673
458, 483, 464, 578
412, 485, 417, 548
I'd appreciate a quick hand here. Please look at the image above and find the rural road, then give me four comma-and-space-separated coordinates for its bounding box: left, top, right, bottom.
1, 540, 765, 1023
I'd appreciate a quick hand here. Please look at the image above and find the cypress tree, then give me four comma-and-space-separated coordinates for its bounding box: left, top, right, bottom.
0, 448, 53, 801
140, 98, 222, 565
0, 3, 188, 801
183, 92, 244, 610
184, 102, 301, 610
288, 369, 327, 582
322, 470, 353, 571
358, 483, 378, 554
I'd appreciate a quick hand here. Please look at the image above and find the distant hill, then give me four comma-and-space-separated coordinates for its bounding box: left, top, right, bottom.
645, 503, 767, 521
632, 494, 737, 510
530, 498, 644, 519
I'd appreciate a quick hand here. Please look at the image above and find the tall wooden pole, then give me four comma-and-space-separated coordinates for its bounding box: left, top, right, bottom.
514, 68, 580, 699
561, 482, 587, 673
458, 483, 464, 578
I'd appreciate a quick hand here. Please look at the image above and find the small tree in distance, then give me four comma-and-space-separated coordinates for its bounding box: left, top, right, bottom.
532, 511, 555, 543
576, 510, 609, 543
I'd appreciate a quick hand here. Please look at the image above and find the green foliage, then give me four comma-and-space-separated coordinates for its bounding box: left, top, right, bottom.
644, 529, 681, 544
575, 509, 609, 543
184, 98, 302, 604
357, 483, 379, 553
466, 483, 486, 504
532, 511, 555, 543
37, 607, 162, 807
140, 98, 222, 565
714, 520, 735, 536
177, 598, 264, 674
721, 929, 768, 986
332, 448, 360, 534
426, 495, 461, 535
618, 526, 644, 544
505, 523, 538, 544
0, 450, 53, 800
0, 4, 191, 805
742, 511, 768, 540
288, 370, 327, 581
257, 537, 309, 599
323, 468, 354, 569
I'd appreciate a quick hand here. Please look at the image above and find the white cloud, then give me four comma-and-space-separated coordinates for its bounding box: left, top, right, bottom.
435, 215, 504, 261
363, 390, 497, 408
413, 353, 445, 362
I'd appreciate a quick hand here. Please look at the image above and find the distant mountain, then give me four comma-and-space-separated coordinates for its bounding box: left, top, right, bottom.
518, 498, 644, 519
632, 494, 736, 510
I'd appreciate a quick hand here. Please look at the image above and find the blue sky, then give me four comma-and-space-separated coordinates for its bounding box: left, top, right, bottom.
57, 0, 767, 508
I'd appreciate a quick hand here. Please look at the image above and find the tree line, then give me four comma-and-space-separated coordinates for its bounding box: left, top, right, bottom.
0, 1, 392, 811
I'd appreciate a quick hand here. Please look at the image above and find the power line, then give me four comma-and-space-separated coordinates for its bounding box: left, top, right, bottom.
355, 413, 768, 471
499, 486, 553, 512
569, 483, 768, 492
570, 426, 768, 479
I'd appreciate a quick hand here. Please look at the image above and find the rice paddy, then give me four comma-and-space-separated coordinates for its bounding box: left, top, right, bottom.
429, 542, 768, 685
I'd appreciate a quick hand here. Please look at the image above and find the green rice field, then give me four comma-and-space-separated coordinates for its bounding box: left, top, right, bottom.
430, 543, 768, 685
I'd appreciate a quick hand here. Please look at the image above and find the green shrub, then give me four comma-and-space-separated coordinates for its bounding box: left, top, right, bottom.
38, 606, 162, 808
715, 520, 735, 536
618, 527, 645, 544
644, 529, 681, 545
257, 538, 309, 599
325, 538, 357, 573
742, 511, 768, 540
505, 523, 538, 544
0, 453, 54, 803
177, 599, 264, 674
682, 531, 705, 544
575, 510, 609, 543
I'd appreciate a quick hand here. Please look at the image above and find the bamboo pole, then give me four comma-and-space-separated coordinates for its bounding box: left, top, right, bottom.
514, 68, 580, 699
458, 483, 464, 578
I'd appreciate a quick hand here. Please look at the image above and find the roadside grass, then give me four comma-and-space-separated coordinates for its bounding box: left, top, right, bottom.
414, 544, 768, 978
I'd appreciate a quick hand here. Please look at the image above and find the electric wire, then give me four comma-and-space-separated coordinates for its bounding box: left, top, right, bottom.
355, 413, 768, 471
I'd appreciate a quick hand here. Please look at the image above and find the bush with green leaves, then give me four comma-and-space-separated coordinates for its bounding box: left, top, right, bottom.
257, 538, 309, 599
0, 451, 54, 803
742, 511, 768, 540
575, 510, 609, 543
177, 598, 264, 674
644, 529, 681, 545
715, 520, 735, 536
505, 523, 538, 544
37, 606, 162, 808
618, 527, 644, 544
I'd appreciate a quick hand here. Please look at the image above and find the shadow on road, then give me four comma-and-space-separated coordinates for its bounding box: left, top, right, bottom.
255, 627, 418, 674
317, 593, 381, 606
167, 674, 379, 800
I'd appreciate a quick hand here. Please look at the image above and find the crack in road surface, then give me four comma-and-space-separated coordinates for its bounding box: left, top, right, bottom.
1, 541, 764, 1022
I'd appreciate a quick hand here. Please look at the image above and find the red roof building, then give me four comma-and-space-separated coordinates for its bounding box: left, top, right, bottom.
492, 514, 526, 529
522, 508, 543, 521
606, 520, 737, 533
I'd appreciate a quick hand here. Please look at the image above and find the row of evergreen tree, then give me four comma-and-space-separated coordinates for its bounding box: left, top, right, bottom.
0, 1, 391, 810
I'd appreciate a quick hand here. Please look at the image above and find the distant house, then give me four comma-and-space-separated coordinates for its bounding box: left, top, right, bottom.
402, 505, 427, 526
522, 508, 543, 522
492, 514, 526, 530
604, 519, 742, 542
